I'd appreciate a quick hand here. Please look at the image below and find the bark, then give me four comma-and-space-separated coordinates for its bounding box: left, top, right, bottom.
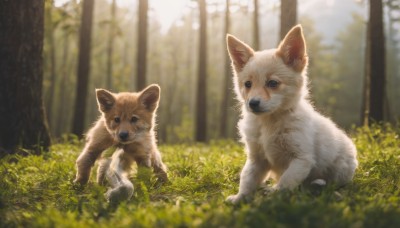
253, 0, 260, 50
368, 0, 385, 123
0, 0, 51, 155
220, 0, 231, 138
136, 0, 148, 90
72, 0, 95, 137
56, 32, 70, 136
106, 0, 117, 90
45, 1, 57, 129
280, 0, 297, 40
196, 0, 208, 142
361, 20, 370, 126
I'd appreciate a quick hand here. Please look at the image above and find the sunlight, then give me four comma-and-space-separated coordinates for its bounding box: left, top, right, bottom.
54, 0, 188, 32
150, 0, 188, 32
54, 0, 71, 7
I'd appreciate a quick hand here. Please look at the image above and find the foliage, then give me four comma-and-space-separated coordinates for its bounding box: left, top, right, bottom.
1, 124, 400, 227
42, 1, 400, 142
332, 13, 366, 127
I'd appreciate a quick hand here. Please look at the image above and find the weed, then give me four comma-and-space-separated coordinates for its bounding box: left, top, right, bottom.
0, 125, 399, 227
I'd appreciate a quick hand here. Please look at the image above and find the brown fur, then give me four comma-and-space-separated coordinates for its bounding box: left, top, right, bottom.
74, 84, 168, 189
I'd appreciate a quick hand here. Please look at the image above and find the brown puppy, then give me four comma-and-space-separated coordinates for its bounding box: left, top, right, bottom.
74, 84, 167, 201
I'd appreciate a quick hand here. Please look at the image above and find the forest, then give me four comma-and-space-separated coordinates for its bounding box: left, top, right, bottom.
2, 0, 399, 148
0, 0, 400, 227
35, 0, 398, 143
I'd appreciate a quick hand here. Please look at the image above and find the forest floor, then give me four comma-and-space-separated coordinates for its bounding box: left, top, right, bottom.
1, 124, 400, 227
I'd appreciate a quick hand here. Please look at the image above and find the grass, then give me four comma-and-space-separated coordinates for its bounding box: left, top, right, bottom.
1, 124, 400, 227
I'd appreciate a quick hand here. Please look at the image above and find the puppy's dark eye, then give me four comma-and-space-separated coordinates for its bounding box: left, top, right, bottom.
244, 81, 252, 88
114, 117, 120, 123
266, 80, 279, 88
131, 116, 139, 123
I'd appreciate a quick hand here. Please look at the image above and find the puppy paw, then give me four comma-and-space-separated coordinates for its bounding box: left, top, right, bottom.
311, 179, 326, 186
105, 182, 134, 203
225, 194, 250, 204
159, 173, 169, 183
309, 179, 326, 195
73, 176, 89, 186
262, 185, 278, 195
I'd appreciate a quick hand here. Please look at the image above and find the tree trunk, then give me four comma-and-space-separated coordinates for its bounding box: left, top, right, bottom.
220, 0, 231, 138
136, 0, 148, 90
72, 0, 95, 137
106, 0, 117, 91
56, 32, 71, 137
45, 1, 57, 131
361, 20, 370, 126
368, 0, 385, 123
280, 0, 297, 40
253, 0, 260, 50
196, 0, 208, 142
0, 0, 51, 155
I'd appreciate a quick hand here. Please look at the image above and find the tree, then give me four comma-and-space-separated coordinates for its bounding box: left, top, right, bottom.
253, 0, 260, 50
280, 0, 297, 40
54, 1, 80, 137
0, 0, 51, 154
106, 0, 117, 90
361, 17, 370, 126
366, 0, 385, 124
136, 0, 148, 90
72, 0, 95, 137
385, 0, 400, 122
196, 0, 208, 142
220, 0, 232, 138
44, 0, 57, 131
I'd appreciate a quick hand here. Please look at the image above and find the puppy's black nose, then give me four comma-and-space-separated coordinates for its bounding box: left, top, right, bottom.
249, 99, 260, 110
119, 131, 129, 141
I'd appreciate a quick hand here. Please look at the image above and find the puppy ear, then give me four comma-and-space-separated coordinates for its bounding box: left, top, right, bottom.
139, 84, 160, 112
96, 89, 115, 112
276, 24, 308, 72
226, 34, 254, 72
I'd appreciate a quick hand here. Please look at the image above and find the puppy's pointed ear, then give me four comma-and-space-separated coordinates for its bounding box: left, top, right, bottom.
276, 25, 308, 72
139, 84, 160, 112
226, 34, 254, 72
96, 89, 115, 112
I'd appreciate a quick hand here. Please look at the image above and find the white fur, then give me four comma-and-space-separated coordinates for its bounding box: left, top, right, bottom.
98, 149, 135, 202
226, 27, 358, 204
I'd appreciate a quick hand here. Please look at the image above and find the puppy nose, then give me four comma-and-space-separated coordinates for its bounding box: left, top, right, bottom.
118, 131, 129, 141
249, 99, 260, 110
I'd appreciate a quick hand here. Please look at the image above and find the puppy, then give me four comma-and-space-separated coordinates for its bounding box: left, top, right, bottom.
225, 25, 358, 204
74, 84, 168, 202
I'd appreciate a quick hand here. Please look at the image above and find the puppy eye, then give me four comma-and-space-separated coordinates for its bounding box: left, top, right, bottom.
131, 116, 139, 123
114, 117, 120, 123
266, 80, 279, 88
244, 81, 252, 88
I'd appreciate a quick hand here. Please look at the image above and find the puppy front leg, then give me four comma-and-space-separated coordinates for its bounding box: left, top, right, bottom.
226, 158, 269, 204
135, 153, 167, 184
74, 122, 114, 185
276, 158, 313, 190
97, 158, 111, 185
151, 150, 168, 183
105, 150, 134, 202
74, 145, 105, 185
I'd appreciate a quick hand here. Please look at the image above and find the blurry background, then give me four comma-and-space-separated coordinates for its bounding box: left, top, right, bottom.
43, 0, 400, 143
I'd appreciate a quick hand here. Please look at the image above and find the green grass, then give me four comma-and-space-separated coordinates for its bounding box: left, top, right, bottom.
1, 124, 400, 227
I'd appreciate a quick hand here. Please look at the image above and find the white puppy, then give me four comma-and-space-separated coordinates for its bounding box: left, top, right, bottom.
225, 25, 358, 204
